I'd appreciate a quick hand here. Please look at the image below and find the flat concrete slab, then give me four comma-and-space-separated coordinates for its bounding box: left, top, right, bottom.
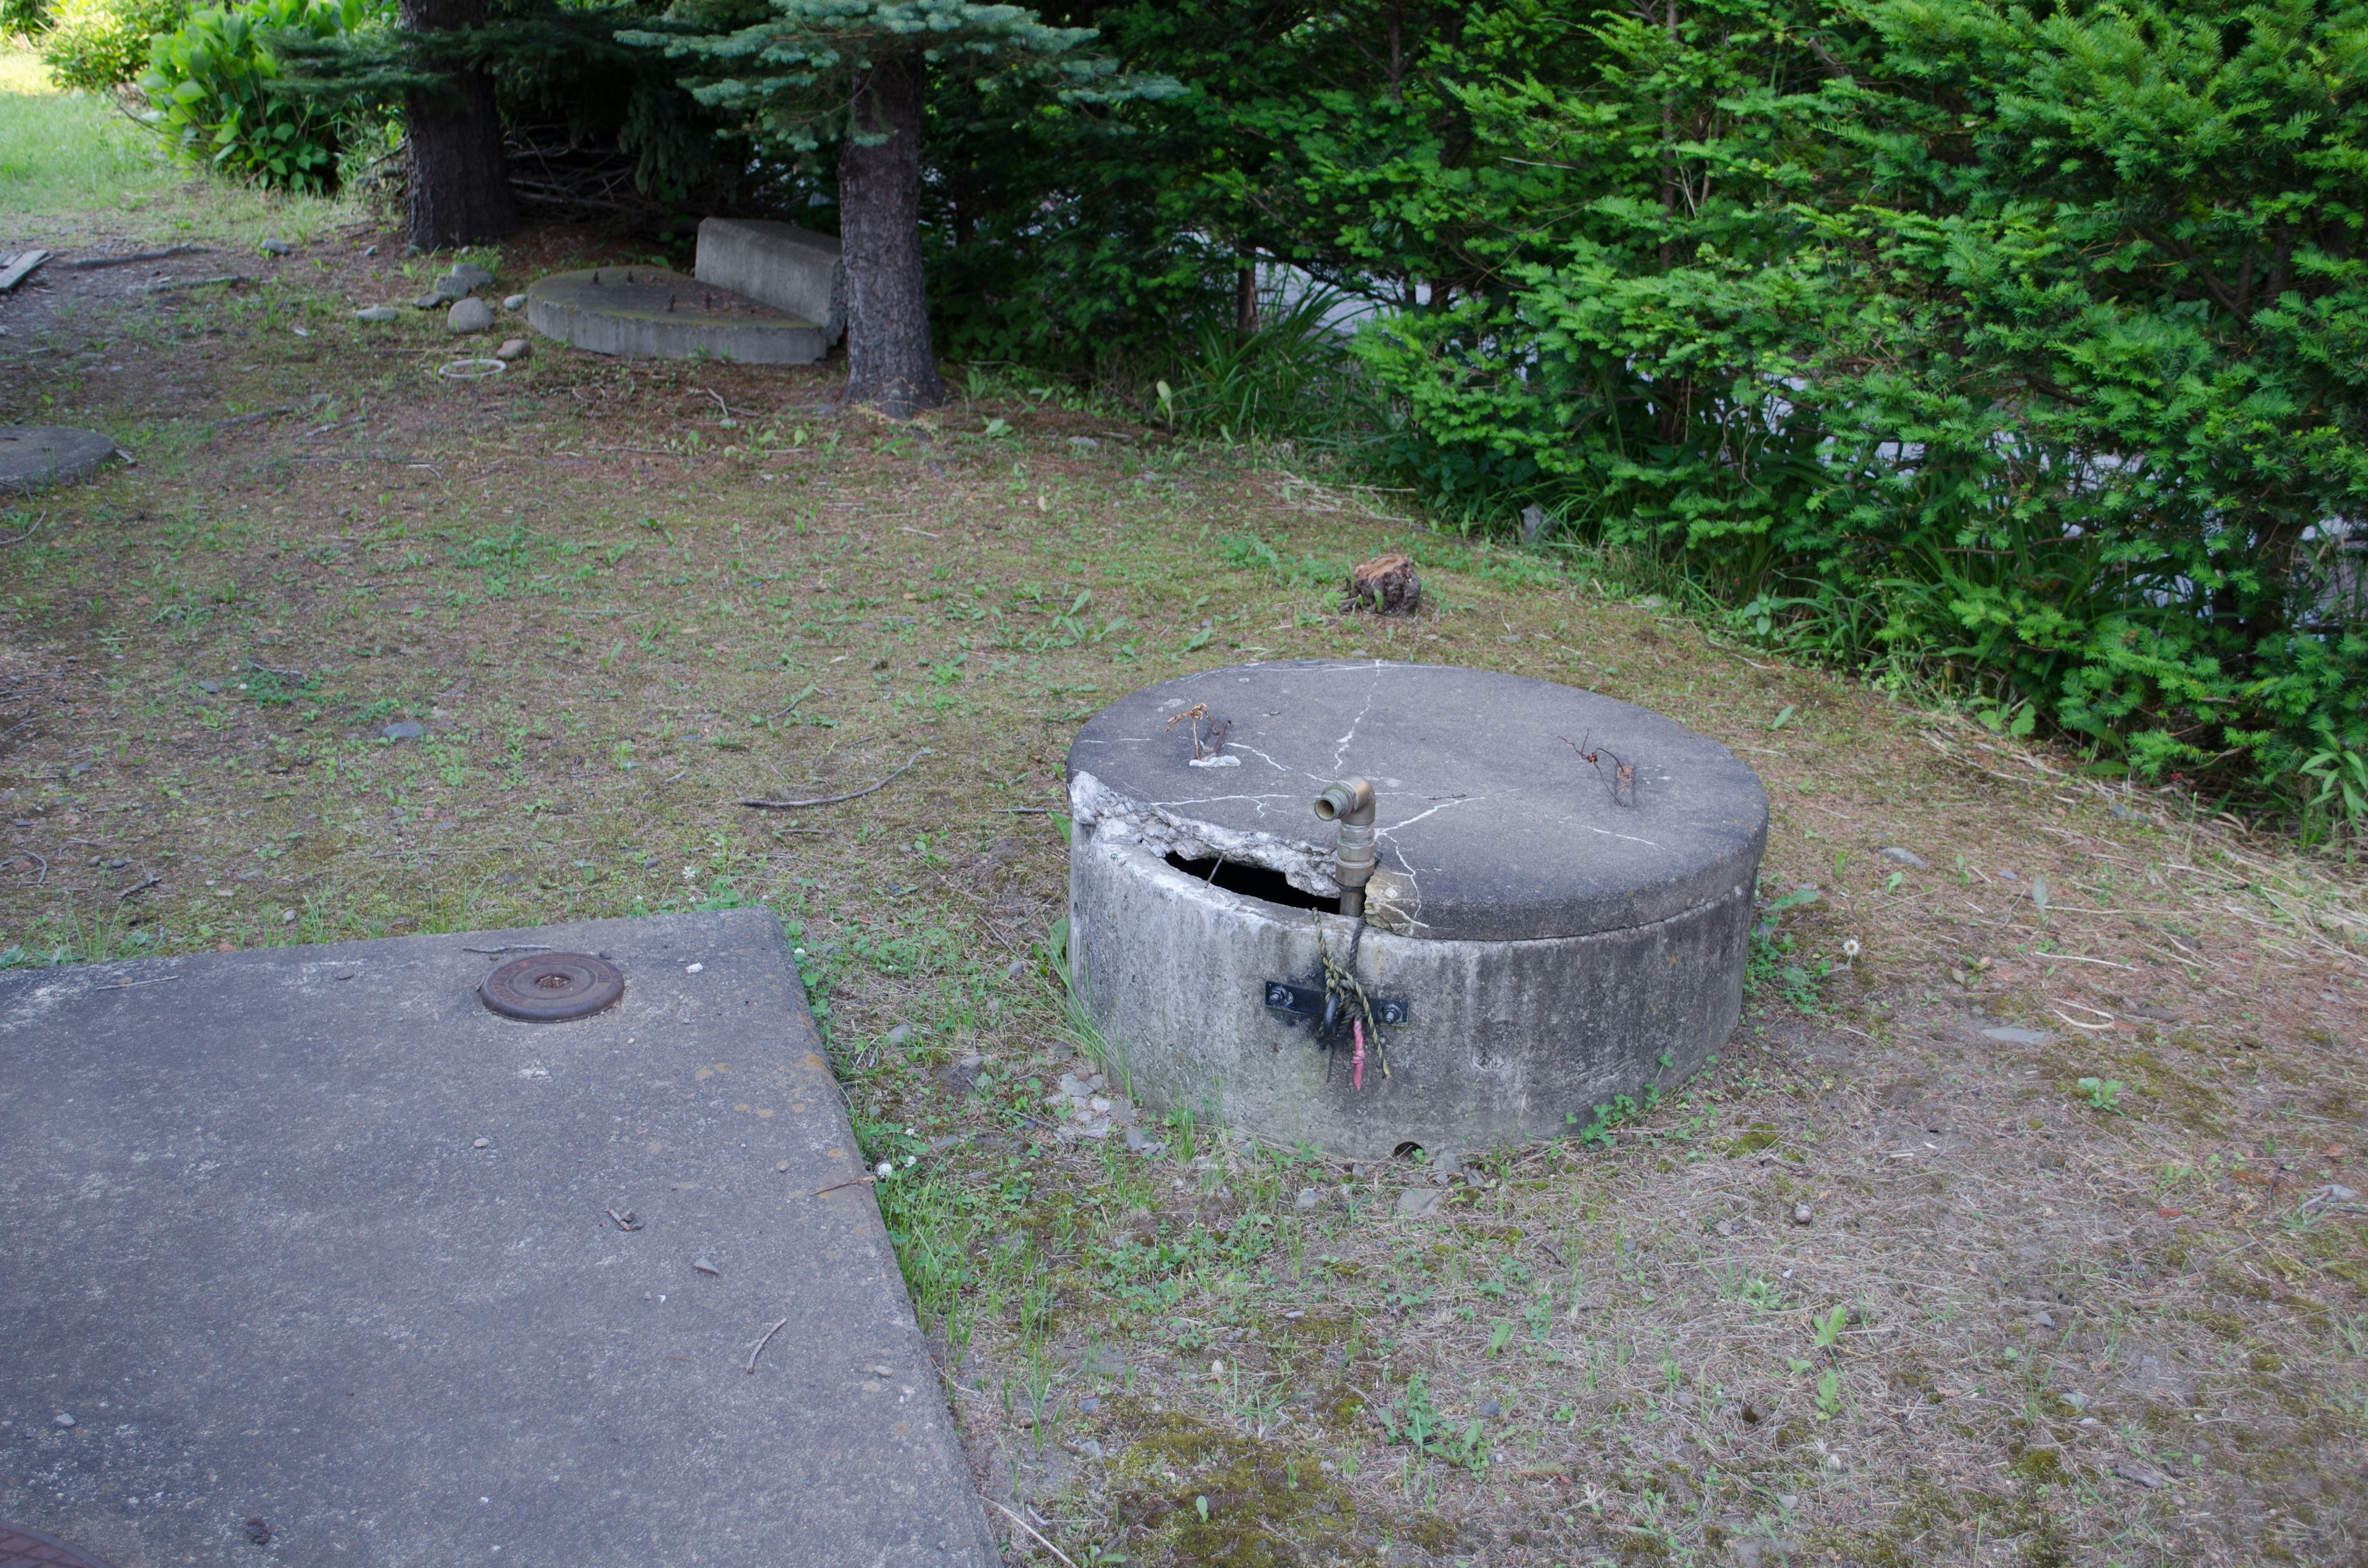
0, 910, 996, 1568
525, 268, 826, 364
0, 428, 115, 493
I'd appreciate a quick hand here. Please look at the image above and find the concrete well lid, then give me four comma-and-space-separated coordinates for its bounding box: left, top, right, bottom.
1067, 660, 1767, 941
0, 427, 116, 492
0, 909, 997, 1568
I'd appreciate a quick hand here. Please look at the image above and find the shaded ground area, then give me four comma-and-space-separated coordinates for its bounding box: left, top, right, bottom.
1, 218, 2365, 1568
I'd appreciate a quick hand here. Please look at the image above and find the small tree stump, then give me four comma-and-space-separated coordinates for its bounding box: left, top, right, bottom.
1343, 552, 1421, 615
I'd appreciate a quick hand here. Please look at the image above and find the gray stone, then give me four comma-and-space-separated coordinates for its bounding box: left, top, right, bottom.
1069, 436, 1101, 451
0, 909, 998, 1567
1728, 1539, 1799, 1567
1066, 660, 1767, 1158
380, 720, 424, 741
443, 262, 495, 292
526, 268, 825, 365
886, 1023, 914, 1047
1478, 1397, 1500, 1416
693, 1256, 721, 1275
1791, 1202, 1814, 1225
493, 337, 530, 361
413, 293, 442, 310
503, 293, 527, 310
195, 679, 220, 693
1122, 1126, 1164, 1156
694, 218, 845, 347
52, 1413, 73, 1427
355, 305, 399, 322
1398, 1188, 1444, 1218
448, 297, 495, 334
1879, 847, 1929, 869
1519, 503, 1550, 543
2031, 1310, 2056, 1329
0, 426, 117, 492
2115, 1464, 2170, 1490
1981, 1025, 2052, 1045
1294, 1186, 1323, 1210
260, 237, 294, 256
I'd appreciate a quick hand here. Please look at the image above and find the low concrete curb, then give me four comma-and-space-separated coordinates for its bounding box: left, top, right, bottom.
525, 268, 825, 364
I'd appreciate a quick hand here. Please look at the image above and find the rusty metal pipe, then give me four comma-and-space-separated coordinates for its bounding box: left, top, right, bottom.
1314, 778, 1376, 918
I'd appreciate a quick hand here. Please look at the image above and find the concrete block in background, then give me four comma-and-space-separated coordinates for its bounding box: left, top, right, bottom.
696, 219, 845, 348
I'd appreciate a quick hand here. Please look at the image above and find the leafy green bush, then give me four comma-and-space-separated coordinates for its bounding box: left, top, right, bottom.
37, 0, 183, 89
2, 0, 54, 39
139, 0, 365, 192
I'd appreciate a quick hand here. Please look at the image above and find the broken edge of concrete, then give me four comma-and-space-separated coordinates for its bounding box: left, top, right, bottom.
696, 219, 846, 350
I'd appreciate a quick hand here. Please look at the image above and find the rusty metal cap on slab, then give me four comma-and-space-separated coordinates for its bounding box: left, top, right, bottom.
1, 1521, 117, 1568
480, 952, 625, 1020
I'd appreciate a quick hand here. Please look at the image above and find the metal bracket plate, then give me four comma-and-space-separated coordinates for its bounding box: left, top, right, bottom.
1262, 981, 1408, 1027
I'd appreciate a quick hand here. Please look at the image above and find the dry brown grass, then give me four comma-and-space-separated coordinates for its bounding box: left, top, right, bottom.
2, 217, 2364, 1568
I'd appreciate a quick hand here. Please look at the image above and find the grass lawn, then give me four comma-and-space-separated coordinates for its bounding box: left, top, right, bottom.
1, 213, 2365, 1567
1, 42, 355, 246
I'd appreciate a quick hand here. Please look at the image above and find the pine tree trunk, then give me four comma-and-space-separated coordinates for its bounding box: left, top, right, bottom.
400, 0, 517, 252
839, 54, 944, 416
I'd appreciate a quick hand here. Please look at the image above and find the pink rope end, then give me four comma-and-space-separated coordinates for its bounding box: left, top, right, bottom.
1352, 1019, 1366, 1091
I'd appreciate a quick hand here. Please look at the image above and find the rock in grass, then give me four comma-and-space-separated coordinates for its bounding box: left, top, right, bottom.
380, 720, 424, 742
493, 337, 529, 361
503, 293, 527, 310
260, 237, 294, 256
448, 297, 495, 334
445, 262, 495, 292
1880, 846, 1929, 869
355, 305, 399, 322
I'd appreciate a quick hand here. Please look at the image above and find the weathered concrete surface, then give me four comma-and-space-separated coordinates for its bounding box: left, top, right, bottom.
0, 427, 115, 492
525, 268, 825, 364
691, 221, 847, 350
1066, 660, 1768, 1158
0, 909, 997, 1568
695, 220, 845, 349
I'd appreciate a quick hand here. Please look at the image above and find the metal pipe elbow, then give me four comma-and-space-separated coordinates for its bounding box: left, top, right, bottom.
1314, 778, 1375, 827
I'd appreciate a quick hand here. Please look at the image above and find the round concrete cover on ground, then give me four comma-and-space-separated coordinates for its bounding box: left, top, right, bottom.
1, 1520, 115, 1568
480, 952, 625, 1020
1064, 660, 1771, 1157
524, 268, 825, 364
0, 427, 116, 492
1067, 660, 1766, 940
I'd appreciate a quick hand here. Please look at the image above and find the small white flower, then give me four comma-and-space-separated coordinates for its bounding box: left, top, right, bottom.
904, 1154, 917, 1168
681, 866, 696, 880
1841, 938, 1860, 959
875, 1160, 894, 1180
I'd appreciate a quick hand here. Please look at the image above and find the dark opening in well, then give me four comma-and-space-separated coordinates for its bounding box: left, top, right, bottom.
1164, 854, 1339, 914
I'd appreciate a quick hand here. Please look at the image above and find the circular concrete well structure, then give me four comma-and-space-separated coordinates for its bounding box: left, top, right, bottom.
1066, 660, 1768, 1159
525, 268, 825, 363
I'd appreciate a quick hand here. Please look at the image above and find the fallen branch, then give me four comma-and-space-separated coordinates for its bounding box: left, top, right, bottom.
740, 749, 927, 810
812, 1175, 878, 1197
745, 1315, 789, 1374
0, 250, 50, 292
213, 404, 297, 430
987, 1500, 1079, 1568
64, 245, 208, 271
